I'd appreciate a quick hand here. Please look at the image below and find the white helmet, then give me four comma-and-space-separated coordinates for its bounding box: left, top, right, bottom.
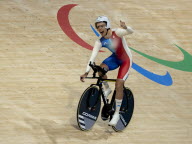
95, 16, 111, 29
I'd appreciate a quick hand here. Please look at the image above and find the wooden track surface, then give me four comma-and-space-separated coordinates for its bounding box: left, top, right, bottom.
0, 0, 191, 144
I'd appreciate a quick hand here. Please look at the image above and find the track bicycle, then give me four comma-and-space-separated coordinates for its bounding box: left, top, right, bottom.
77, 63, 134, 132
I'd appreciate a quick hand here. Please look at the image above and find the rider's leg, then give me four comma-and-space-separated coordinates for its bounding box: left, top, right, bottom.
115, 79, 124, 99
109, 60, 131, 126
108, 79, 124, 126
99, 63, 112, 98
101, 54, 121, 99
101, 53, 119, 91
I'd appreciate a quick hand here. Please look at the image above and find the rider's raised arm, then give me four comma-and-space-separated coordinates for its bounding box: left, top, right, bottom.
85, 39, 102, 73
115, 27, 134, 37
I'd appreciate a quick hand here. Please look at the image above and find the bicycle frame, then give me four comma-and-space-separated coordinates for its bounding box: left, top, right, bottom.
86, 76, 116, 105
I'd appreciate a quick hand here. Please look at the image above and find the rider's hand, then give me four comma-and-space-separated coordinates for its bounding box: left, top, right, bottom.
80, 72, 88, 82
120, 20, 127, 29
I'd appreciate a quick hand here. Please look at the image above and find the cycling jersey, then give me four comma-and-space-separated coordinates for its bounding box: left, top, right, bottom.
85, 27, 133, 80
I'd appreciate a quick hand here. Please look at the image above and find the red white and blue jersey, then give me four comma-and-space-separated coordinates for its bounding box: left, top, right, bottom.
86, 27, 133, 80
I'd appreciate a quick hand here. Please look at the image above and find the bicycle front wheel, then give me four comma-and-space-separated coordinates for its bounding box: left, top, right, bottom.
77, 86, 101, 131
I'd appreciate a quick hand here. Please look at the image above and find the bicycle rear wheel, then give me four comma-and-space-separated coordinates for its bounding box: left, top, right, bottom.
112, 87, 134, 132
77, 86, 101, 131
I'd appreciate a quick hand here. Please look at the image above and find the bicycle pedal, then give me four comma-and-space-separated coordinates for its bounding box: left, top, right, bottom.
108, 110, 115, 115
101, 116, 109, 121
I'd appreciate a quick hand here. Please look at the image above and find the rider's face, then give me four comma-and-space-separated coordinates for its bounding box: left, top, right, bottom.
96, 22, 107, 37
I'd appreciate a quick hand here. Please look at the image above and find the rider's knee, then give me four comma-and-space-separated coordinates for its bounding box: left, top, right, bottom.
98, 63, 109, 78
100, 63, 109, 71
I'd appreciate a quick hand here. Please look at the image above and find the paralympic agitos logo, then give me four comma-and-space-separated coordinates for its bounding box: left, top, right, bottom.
57, 4, 192, 86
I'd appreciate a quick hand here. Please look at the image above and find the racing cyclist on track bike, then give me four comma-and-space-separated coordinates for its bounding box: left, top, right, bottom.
80, 16, 134, 126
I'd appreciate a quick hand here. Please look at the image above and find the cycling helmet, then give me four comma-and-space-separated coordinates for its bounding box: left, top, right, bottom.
95, 16, 111, 29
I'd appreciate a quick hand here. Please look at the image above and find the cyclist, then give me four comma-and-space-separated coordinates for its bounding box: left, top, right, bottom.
80, 16, 133, 126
